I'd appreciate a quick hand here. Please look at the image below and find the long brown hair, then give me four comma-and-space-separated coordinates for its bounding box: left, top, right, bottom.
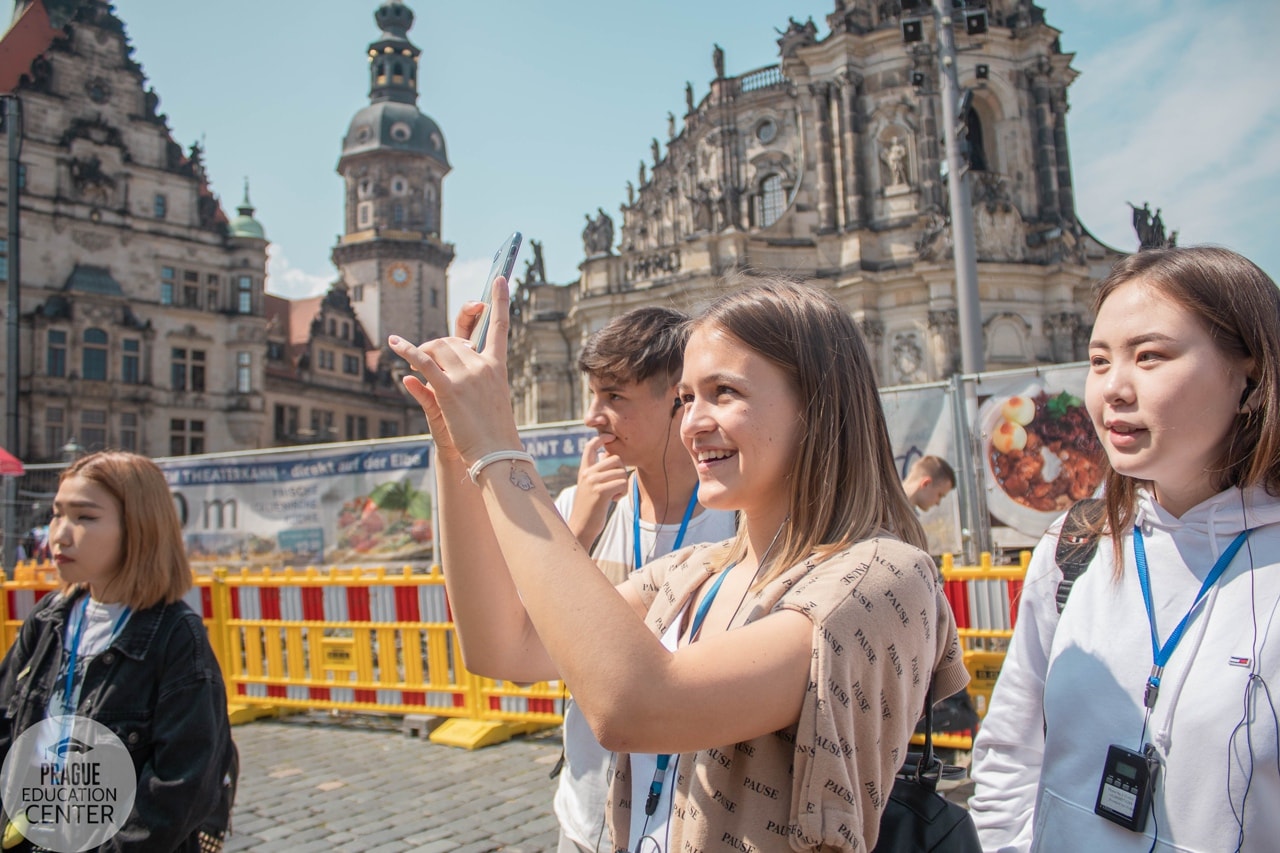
692, 275, 927, 586
60, 451, 191, 609
1091, 247, 1280, 570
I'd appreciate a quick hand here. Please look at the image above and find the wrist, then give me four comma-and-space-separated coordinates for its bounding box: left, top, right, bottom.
468, 450, 535, 485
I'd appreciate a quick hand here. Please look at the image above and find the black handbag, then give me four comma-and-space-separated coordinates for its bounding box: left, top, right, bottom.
872, 682, 982, 853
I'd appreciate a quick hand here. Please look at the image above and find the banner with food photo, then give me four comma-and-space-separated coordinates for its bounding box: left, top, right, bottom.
162, 438, 434, 567
976, 364, 1105, 543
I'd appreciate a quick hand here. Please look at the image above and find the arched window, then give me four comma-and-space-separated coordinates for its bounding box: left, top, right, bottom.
755, 174, 785, 228
964, 107, 989, 173
82, 328, 108, 381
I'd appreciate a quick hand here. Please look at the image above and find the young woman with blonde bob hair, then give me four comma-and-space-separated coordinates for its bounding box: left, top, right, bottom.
0, 451, 236, 851
970, 246, 1280, 852
390, 274, 967, 852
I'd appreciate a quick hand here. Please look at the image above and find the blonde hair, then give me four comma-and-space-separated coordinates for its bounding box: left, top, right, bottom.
692, 275, 927, 586
59, 451, 191, 609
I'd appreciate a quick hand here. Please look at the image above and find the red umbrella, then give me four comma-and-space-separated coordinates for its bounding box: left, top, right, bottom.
0, 446, 23, 476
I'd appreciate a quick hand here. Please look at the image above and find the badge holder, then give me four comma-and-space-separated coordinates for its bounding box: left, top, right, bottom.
1094, 743, 1160, 832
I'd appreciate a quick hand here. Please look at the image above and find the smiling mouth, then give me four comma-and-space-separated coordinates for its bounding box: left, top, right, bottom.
695, 449, 735, 463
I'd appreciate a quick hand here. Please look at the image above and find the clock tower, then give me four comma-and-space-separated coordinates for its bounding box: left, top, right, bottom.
332, 0, 453, 348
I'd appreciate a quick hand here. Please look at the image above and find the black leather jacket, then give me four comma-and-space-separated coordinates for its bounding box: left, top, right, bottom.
0, 588, 235, 852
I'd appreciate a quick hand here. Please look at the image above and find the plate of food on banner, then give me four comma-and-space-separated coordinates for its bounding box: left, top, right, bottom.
980, 379, 1106, 537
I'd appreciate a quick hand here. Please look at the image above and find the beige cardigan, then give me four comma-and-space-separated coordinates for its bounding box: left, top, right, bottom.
607, 536, 969, 852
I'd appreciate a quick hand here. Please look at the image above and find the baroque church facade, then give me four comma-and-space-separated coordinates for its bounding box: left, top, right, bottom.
0, 1, 437, 461
508, 0, 1124, 426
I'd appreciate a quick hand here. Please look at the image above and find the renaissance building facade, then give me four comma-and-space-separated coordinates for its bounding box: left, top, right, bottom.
508, 0, 1123, 425
0, 1, 432, 461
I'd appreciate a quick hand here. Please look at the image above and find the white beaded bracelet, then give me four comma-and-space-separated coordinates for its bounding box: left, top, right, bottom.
467, 450, 535, 485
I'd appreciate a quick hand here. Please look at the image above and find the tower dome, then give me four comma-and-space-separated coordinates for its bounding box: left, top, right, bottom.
227, 179, 266, 240
344, 0, 446, 167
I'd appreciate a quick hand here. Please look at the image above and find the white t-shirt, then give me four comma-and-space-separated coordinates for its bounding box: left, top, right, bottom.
553, 482, 737, 851
49, 596, 130, 717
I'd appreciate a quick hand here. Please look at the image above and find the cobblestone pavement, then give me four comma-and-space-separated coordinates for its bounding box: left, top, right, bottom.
222, 713, 975, 852
223, 714, 563, 853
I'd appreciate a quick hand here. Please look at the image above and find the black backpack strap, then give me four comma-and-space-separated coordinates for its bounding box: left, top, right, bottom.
1054, 498, 1104, 614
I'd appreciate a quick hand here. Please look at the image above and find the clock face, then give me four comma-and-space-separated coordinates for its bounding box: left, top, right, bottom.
387, 263, 411, 286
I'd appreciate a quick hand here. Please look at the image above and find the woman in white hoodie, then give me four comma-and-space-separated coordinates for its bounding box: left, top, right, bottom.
969, 246, 1280, 853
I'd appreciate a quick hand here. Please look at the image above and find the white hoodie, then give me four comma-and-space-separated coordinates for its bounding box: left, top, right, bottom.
970, 486, 1280, 853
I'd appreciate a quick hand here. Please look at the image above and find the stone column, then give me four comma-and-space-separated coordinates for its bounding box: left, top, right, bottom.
859, 317, 885, 383
810, 82, 837, 233
1027, 64, 1059, 220
928, 308, 962, 377
1051, 88, 1075, 223
1044, 311, 1079, 362
837, 71, 865, 230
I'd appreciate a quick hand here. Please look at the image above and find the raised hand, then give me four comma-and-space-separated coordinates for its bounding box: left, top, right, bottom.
388, 276, 522, 466
566, 434, 630, 548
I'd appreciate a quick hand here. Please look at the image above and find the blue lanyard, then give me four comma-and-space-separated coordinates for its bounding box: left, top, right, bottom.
646, 562, 737, 816
62, 596, 131, 713
1133, 526, 1249, 709
633, 479, 699, 571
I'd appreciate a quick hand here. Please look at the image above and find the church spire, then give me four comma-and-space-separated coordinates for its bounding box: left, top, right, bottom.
367, 1, 421, 105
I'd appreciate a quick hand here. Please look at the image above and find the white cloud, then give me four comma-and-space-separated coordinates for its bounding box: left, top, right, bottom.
1069, 2, 1280, 263
265, 245, 333, 300
447, 255, 494, 323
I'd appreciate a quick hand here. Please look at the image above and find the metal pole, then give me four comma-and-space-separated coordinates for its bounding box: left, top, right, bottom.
3, 95, 21, 575
932, 4, 991, 557
933, 0, 984, 376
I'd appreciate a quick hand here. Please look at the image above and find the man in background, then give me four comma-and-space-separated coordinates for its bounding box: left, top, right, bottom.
903, 454, 956, 513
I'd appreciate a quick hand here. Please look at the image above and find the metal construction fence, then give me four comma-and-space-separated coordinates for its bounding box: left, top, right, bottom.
1, 554, 1029, 750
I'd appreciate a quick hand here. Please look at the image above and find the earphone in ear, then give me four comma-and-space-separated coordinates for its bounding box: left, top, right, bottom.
671, 397, 683, 416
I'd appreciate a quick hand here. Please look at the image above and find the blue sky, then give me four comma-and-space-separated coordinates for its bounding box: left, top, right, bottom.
107, 0, 1280, 311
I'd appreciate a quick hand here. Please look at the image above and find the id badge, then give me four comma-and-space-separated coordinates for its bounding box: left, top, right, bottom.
1094, 743, 1160, 832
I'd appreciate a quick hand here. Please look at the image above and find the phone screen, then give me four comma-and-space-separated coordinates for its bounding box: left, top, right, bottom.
469, 231, 522, 353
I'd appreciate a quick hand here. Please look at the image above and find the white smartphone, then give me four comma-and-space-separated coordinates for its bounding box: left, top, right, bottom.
469, 231, 522, 353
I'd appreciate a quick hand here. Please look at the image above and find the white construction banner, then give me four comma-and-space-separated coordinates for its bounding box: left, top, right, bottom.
161, 439, 433, 567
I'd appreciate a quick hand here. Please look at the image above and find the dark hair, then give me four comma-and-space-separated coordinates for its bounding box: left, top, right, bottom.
59, 451, 191, 609
1091, 246, 1280, 563
692, 274, 927, 584
577, 306, 689, 386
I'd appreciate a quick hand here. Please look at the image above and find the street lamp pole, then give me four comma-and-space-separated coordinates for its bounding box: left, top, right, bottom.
933, 0, 984, 376
2, 94, 21, 575
928, 0, 989, 560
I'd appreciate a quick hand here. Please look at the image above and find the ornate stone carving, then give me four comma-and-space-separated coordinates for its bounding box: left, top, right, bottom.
71, 230, 111, 252
892, 331, 926, 384
624, 249, 681, 282
1045, 311, 1081, 362
928, 309, 961, 376
916, 209, 952, 262
880, 135, 909, 188
581, 208, 614, 256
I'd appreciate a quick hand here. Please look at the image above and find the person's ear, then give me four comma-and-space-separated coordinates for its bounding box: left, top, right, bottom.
1240, 378, 1260, 414
919, 476, 932, 489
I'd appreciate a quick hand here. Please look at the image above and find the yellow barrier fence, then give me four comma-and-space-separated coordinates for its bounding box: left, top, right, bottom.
3, 554, 1029, 750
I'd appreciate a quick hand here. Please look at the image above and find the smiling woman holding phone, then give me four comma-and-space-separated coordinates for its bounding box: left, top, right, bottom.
390, 272, 966, 852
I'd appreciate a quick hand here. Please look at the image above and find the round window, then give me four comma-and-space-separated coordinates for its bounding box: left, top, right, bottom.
389, 122, 412, 142
756, 119, 778, 144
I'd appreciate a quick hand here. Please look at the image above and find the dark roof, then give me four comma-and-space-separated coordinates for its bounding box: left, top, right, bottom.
63, 265, 124, 296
